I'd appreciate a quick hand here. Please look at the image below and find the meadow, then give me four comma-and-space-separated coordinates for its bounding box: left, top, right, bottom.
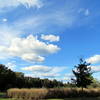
6, 88, 100, 100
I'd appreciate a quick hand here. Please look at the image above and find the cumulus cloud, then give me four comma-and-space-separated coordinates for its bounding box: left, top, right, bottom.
22, 65, 66, 78
0, 35, 60, 63
86, 55, 100, 64
41, 34, 60, 42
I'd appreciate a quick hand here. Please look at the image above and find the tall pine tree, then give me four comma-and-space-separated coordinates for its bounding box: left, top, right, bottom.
72, 58, 94, 91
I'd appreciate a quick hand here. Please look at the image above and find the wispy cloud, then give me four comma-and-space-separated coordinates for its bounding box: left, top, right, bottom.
78, 8, 90, 16
0, 0, 43, 13
17, 0, 43, 8
22, 65, 67, 78
91, 65, 100, 72
0, 25, 21, 46
12, 11, 76, 34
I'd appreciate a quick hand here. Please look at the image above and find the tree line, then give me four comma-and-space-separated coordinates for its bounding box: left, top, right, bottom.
0, 64, 64, 91
0, 59, 100, 92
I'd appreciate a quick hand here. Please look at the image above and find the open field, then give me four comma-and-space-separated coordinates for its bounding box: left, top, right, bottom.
1, 88, 100, 100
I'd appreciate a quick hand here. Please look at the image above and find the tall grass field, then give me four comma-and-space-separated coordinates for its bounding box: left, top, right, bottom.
7, 88, 100, 100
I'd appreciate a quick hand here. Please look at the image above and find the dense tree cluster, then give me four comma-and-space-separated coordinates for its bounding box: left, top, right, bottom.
0, 64, 64, 91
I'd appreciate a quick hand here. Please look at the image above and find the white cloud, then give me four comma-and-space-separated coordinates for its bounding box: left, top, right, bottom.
2, 18, 7, 22
22, 65, 52, 72
0, 35, 60, 63
22, 53, 45, 62
86, 55, 100, 64
63, 73, 74, 82
91, 66, 100, 72
13, 9, 76, 34
40, 73, 60, 78
41, 34, 60, 42
0, 0, 43, 13
6, 62, 16, 70
17, 0, 43, 8
22, 65, 67, 78
0, 25, 21, 46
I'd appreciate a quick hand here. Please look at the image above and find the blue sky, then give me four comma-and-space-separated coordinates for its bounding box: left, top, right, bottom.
0, 0, 100, 82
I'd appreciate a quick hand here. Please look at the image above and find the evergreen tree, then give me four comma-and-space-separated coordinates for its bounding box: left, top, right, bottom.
72, 58, 94, 91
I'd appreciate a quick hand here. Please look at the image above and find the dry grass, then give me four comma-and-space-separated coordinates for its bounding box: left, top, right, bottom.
7, 88, 48, 100
7, 88, 100, 100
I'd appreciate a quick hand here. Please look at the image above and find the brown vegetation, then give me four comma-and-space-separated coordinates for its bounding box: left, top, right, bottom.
7, 88, 100, 100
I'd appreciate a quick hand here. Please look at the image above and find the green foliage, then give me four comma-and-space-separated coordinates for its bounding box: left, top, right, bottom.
88, 79, 100, 88
0, 64, 64, 91
0, 64, 16, 91
72, 59, 94, 89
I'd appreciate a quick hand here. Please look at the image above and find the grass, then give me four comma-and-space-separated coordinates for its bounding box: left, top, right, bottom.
7, 88, 48, 100
47, 97, 100, 100
7, 88, 100, 100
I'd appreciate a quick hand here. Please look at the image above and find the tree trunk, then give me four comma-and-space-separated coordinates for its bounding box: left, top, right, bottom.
82, 87, 84, 96
82, 87, 83, 92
